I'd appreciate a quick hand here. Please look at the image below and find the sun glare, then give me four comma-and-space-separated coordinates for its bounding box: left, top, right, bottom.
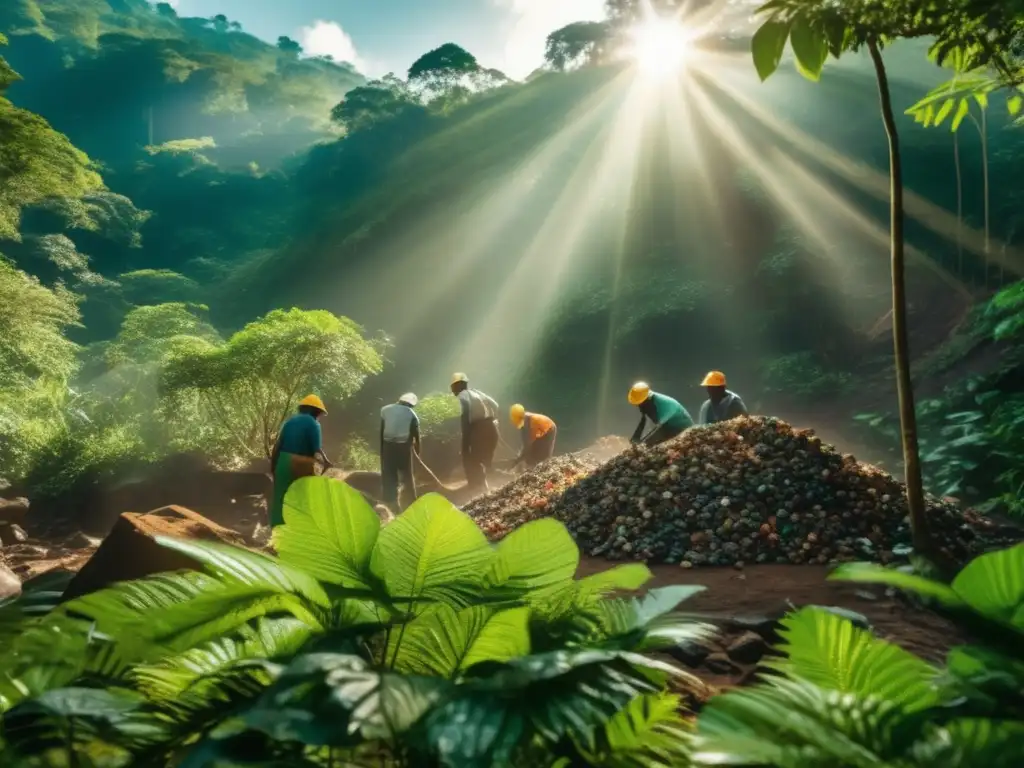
627, 18, 693, 77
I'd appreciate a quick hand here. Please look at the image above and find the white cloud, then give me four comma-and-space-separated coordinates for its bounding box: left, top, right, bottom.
495, 0, 607, 79
298, 20, 367, 73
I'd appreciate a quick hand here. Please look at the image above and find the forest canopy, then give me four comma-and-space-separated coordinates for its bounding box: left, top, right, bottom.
0, 0, 1022, 524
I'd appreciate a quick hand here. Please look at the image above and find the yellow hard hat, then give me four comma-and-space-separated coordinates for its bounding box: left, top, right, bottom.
628, 382, 651, 406
299, 394, 327, 413
510, 403, 526, 428
701, 371, 727, 387
451, 372, 468, 386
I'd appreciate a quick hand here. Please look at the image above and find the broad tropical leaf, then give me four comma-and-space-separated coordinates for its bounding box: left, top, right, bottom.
770, 607, 941, 711
945, 645, 1024, 717
132, 617, 310, 701
392, 605, 531, 677
483, 518, 579, 598
570, 692, 693, 768
369, 493, 492, 611
274, 476, 381, 588
69, 569, 330, 659
694, 676, 925, 766
918, 718, 1024, 767
829, 562, 964, 606
243, 653, 450, 747
154, 536, 338, 607
410, 650, 677, 767
950, 544, 1024, 628
593, 586, 715, 652
577, 564, 653, 597
0, 570, 74, 642
1, 687, 160, 761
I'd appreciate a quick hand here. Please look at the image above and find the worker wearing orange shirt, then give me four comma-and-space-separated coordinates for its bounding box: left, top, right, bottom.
509, 404, 557, 469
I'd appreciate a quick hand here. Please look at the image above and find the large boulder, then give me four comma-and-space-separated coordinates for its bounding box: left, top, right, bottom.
0, 497, 29, 526
60, 506, 246, 602
0, 563, 20, 600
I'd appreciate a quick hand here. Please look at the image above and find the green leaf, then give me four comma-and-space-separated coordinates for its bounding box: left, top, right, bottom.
922, 719, 1024, 767
154, 536, 335, 608
829, 562, 965, 607
393, 605, 532, 677
933, 98, 955, 126
572, 692, 692, 767
751, 21, 790, 82
132, 617, 309, 701
973, 91, 988, 109
694, 676, 914, 765
244, 653, 450, 747
596, 585, 713, 652
576, 563, 653, 597
483, 518, 579, 598
273, 476, 381, 588
789, 18, 829, 81
2, 687, 158, 758
1008, 95, 1022, 116
410, 650, 672, 766
821, 15, 847, 58
66, 557, 334, 658
369, 493, 493, 611
950, 544, 1024, 628
951, 98, 970, 131
769, 607, 941, 711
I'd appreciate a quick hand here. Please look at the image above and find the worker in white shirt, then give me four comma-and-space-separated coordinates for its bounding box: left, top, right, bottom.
379, 392, 421, 511
449, 372, 500, 492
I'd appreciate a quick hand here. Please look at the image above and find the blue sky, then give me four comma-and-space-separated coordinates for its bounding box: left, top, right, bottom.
166, 0, 609, 79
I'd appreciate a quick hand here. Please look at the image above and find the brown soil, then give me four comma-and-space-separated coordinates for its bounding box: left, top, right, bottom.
576, 557, 959, 693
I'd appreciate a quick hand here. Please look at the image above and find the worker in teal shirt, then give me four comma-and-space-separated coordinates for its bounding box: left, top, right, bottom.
269, 394, 333, 526
627, 382, 693, 447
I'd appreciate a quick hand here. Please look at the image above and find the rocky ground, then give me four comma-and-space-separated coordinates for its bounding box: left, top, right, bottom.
466, 416, 1020, 567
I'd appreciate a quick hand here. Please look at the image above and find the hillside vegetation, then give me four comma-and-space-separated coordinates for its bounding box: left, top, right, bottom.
1, 0, 1023, 519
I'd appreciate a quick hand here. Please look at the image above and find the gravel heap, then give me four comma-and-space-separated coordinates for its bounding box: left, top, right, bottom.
466, 454, 598, 541
466, 416, 1014, 566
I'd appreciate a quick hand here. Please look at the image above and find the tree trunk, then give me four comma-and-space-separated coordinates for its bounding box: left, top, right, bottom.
953, 131, 963, 280
867, 40, 933, 557
980, 109, 994, 282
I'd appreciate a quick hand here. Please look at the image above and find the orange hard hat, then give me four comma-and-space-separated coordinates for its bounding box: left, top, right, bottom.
701, 371, 726, 387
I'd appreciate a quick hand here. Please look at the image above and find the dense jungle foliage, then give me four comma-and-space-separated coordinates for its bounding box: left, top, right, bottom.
1, 0, 1023, 520
0, 478, 1022, 765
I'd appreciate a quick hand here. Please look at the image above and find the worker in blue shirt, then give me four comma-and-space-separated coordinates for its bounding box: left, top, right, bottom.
269, 394, 332, 526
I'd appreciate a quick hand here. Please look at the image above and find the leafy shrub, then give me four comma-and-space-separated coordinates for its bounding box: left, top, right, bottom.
337, 435, 378, 471
759, 351, 853, 399
415, 392, 460, 435
0, 479, 709, 765
161, 308, 385, 460
694, 544, 1024, 765
1, 480, 1021, 765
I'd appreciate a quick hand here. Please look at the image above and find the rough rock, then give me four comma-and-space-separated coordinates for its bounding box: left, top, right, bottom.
726, 631, 768, 665
0, 563, 21, 600
669, 638, 713, 668
464, 453, 600, 539
704, 652, 743, 676
0, 497, 29, 526
61, 506, 247, 602
0, 523, 29, 546
466, 417, 1020, 566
